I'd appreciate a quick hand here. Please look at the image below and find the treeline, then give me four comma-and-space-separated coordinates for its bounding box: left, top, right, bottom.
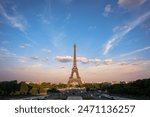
82, 82, 110, 91
108, 78, 150, 98
0, 81, 67, 96
0, 78, 150, 99
83, 78, 150, 99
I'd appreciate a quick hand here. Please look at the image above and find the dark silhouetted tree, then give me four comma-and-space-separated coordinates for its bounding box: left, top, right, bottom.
19, 82, 29, 95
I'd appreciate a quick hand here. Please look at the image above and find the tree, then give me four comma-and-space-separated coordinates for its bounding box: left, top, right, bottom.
0, 80, 18, 96
39, 87, 46, 94
29, 88, 39, 95
19, 82, 29, 95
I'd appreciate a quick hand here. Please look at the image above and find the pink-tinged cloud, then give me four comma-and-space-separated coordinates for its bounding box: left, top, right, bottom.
118, 0, 146, 8
0, 60, 150, 83
55, 56, 101, 64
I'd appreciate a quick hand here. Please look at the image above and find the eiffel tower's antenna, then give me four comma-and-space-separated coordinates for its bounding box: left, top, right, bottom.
73, 43, 77, 67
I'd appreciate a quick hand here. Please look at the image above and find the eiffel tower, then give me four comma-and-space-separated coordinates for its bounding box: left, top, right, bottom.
68, 44, 82, 86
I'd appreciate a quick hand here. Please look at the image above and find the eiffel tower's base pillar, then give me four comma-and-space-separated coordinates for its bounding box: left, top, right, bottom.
68, 78, 82, 86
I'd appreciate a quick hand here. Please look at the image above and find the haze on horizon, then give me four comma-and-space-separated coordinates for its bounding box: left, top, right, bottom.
0, 0, 150, 83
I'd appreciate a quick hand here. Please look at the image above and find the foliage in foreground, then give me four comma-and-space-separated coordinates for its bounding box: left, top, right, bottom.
0, 78, 150, 98
0, 81, 67, 96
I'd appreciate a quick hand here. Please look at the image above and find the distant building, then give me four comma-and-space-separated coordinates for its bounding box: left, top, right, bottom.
111, 81, 119, 84
25, 81, 42, 84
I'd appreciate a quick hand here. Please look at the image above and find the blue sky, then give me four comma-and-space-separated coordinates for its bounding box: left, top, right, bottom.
0, 0, 150, 83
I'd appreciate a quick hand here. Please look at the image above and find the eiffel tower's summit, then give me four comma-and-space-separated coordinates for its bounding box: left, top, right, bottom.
68, 43, 82, 86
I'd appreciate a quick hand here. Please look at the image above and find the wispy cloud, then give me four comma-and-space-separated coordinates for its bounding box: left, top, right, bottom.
118, 0, 146, 8
103, 4, 112, 16
0, 4, 26, 31
120, 46, 150, 57
103, 11, 150, 55
0, 48, 16, 61
30, 56, 39, 60
104, 59, 113, 65
41, 57, 49, 62
0, 40, 10, 45
30, 55, 50, 62
23, 31, 38, 45
64, 13, 71, 22
0, 47, 29, 64
37, 14, 51, 25
0, 4, 38, 46
52, 32, 66, 47
20, 44, 31, 48
42, 48, 51, 53
61, 0, 73, 5
83, 59, 150, 82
